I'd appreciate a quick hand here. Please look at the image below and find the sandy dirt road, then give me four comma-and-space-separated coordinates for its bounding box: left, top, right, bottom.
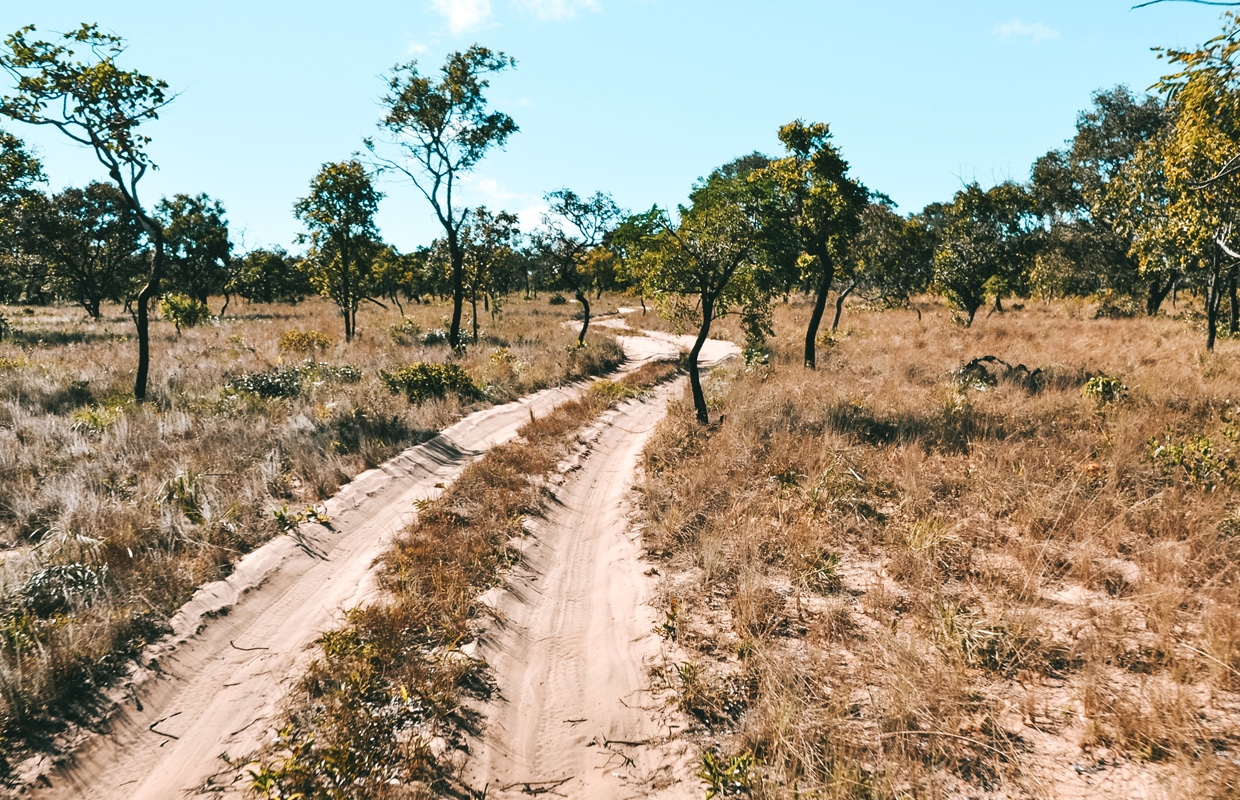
462, 379, 699, 799
15, 320, 733, 799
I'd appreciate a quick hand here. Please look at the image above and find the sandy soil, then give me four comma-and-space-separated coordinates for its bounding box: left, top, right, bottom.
461, 379, 698, 799
13, 325, 735, 799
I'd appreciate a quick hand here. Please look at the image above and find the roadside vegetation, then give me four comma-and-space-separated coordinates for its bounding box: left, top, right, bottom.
248, 358, 678, 799
641, 300, 1240, 798
0, 296, 622, 765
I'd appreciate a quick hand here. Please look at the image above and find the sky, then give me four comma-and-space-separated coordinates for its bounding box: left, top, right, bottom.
0, 1, 1232, 253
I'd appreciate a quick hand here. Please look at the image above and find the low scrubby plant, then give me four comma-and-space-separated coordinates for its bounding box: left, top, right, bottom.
225, 360, 362, 399
379, 362, 484, 404
278, 328, 334, 354
158, 293, 211, 333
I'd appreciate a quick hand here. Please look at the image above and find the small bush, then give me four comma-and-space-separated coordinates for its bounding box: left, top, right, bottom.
1082, 374, 1127, 405
158, 293, 211, 332
1094, 290, 1142, 319
379, 362, 483, 404
21, 563, 109, 617
278, 328, 334, 354
226, 360, 362, 400
420, 327, 450, 346
547, 293, 568, 305
389, 316, 422, 345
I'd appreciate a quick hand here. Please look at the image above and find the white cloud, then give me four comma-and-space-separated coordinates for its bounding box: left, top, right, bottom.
406, 39, 429, 55
430, 0, 492, 33
517, 0, 600, 22
993, 18, 1060, 45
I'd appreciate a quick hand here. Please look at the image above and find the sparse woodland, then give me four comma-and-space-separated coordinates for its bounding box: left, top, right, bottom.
0, 8, 1239, 800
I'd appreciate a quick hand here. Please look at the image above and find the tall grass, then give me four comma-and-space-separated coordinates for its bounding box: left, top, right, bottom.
0, 295, 625, 766
641, 299, 1240, 798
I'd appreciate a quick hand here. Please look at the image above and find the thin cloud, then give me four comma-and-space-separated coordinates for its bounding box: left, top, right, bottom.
406, 39, 429, 55
430, 0, 492, 33
993, 18, 1060, 45
517, 0, 601, 21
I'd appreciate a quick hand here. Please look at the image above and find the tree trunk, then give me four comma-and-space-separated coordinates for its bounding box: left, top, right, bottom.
1229, 269, 1238, 336
1207, 255, 1223, 352
134, 230, 165, 402
803, 261, 834, 369
831, 282, 855, 332
471, 288, 479, 343
1146, 272, 1176, 316
688, 296, 714, 425
576, 288, 590, 346
640, 295, 646, 315
448, 234, 465, 348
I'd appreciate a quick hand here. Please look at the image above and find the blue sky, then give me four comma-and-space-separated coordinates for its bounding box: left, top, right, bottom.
0, 1, 1230, 253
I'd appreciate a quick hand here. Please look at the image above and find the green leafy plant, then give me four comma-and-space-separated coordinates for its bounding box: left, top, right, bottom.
379, 362, 483, 404
388, 316, 422, 345
1082, 374, 1128, 406
278, 328, 334, 354
700, 748, 755, 798
158, 292, 211, 333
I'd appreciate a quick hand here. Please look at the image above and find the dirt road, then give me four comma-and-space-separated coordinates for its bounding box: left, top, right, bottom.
16, 322, 734, 799
462, 378, 699, 799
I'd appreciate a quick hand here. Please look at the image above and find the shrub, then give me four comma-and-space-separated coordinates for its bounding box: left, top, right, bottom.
421, 327, 450, 346
379, 362, 484, 404
278, 328, 335, 354
1082, 374, 1127, 405
1094, 290, 1142, 319
158, 293, 211, 332
226, 361, 362, 399
547, 293, 567, 305
389, 317, 422, 345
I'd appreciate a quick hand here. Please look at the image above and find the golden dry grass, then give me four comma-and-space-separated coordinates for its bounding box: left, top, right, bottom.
0, 294, 625, 766
641, 298, 1240, 799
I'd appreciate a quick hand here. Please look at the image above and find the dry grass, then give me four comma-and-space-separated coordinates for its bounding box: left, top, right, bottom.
641, 297, 1240, 798
0, 295, 625, 767
247, 359, 679, 799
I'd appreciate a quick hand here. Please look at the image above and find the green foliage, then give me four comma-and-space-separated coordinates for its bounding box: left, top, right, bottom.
226, 360, 362, 400
379, 362, 483, 404
20, 563, 108, 617
272, 504, 330, 534
158, 292, 211, 332
294, 160, 384, 342
547, 292, 567, 305
1148, 427, 1238, 488
233, 247, 313, 304
1093, 289, 1143, 319
158, 192, 231, 304
1082, 375, 1128, 405
278, 328, 334, 354
388, 316, 422, 346
700, 748, 755, 798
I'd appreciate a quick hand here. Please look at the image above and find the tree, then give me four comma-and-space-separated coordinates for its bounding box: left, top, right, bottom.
932, 182, 1034, 325
159, 193, 232, 311
294, 160, 383, 342
39, 182, 147, 318
1032, 87, 1172, 311
233, 246, 313, 304
642, 183, 764, 424
462, 206, 519, 339
0, 24, 172, 400
760, 121, 868, 369
369, 46, 518, 349
0, 127, 44, 302
849, 201, 935, 319
538, 189, 622, 345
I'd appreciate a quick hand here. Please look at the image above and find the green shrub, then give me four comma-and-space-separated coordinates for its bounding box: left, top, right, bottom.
226, 360, 362, 399
278, 328, 334, 354
389, 317, 422, 345
547, 293, 567, 305
379, 362, 483, 404
158, 293, 211, 332
1082, 374, 1127, 406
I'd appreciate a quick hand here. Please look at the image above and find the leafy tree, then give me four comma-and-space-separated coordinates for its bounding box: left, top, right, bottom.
849, 201, 935, 319
294, 160, 384, 342
609, 206, 664, 313
0, 24, 171, 400
158, 193, 232, 311
642, 183, 764, 424
233, 246, 313, 304
369, 46, 518, 349
462, 206, 519, 339
538, 189, 622, 345
1032, 86, 1172, 311
40, 182, 147, 318
760, 121, 868, 368
0, 126, 40, 206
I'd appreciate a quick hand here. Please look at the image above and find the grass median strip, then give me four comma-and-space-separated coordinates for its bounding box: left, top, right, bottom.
247, 358, 679, 800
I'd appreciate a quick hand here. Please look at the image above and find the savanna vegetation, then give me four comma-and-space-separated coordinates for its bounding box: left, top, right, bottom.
2, 4, 1240, 798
